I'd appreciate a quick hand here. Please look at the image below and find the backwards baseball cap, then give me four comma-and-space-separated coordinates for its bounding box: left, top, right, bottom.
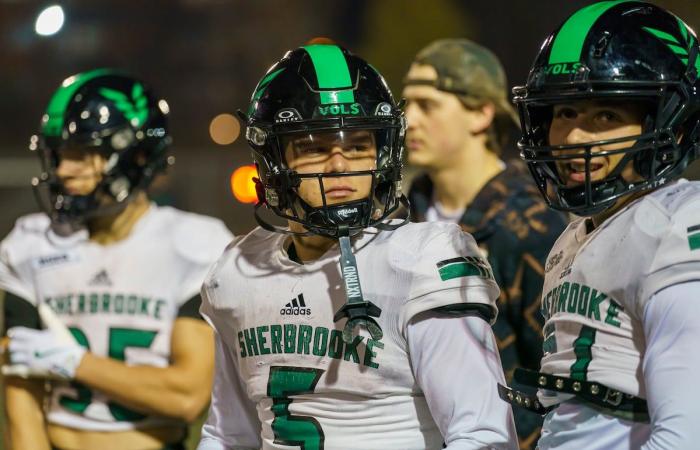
404, 38, 519, 128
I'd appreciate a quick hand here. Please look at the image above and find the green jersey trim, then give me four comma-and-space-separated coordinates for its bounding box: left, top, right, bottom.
688, 224, 700, 251
436, 256, 493, 281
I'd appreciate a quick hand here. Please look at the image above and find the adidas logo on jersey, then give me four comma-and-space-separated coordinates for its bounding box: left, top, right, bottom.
88, 269, 112, 287
280, 293, 311, 315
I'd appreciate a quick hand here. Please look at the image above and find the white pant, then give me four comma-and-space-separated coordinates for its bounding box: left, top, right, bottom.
537, 401, 651, 450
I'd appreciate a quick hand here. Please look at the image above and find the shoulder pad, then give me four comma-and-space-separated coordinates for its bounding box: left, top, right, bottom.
14, 213, 51, 235
169, 209, 233, 266
388, 221, 462, 253
626, 182, 700, 316
645, 180, 700, 213
2, 213, 51, 258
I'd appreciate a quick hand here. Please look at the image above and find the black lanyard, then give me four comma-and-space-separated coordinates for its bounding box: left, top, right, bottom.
332, 225, 383, 343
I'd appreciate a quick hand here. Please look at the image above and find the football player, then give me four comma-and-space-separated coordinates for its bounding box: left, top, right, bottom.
402, 39, 568, 449
0, 69, 233, 450
501, 1, 700, 449
196, 44, 517, 450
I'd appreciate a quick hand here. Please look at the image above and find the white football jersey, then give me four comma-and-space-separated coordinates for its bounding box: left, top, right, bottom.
0, 204, 232, 431
539, 180, 700, 404
200, 221, 500, 450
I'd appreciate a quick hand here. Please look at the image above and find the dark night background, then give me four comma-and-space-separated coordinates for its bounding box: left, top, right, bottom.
1, 0, 698, 237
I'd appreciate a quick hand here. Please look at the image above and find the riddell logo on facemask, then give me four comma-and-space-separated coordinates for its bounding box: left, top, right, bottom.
280, 293, 311, 315
337, 207, 358, 218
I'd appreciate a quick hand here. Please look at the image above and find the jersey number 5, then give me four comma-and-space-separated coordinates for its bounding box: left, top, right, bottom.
267, 366, 325, 450
59, 327, 158, 421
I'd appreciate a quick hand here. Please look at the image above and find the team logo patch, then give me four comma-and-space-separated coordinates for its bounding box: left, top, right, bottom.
688, 224, 700, 251
280, 293, 311, 315
545, 250, 563, 273
436, 256, 493, 281
559, 256, 574, 279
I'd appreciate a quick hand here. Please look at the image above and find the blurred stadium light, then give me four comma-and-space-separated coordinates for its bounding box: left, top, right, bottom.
230, 164, 258, 204
209, 113, 240, 145
35, 5, 65, 36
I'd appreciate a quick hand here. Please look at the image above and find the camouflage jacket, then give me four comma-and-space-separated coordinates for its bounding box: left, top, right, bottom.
408, 159, 568, 449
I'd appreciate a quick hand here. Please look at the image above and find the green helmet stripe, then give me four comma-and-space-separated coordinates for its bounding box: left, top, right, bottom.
42, 68, 115, 137
548, 1, 634, 64
320, 90, 354, 104
303, 44, 355, 105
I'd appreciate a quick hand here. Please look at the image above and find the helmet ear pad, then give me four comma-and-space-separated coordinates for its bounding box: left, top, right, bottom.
632, 112, 661, 180
633, 91, 700, 181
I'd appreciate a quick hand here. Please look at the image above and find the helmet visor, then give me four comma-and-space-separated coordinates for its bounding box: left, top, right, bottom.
282, 130, 378, 209
516, 94, 679, 214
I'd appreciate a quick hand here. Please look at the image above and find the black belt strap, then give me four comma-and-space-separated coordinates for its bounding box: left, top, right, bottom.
500, 368, 650, 422
497, 383, 552, 415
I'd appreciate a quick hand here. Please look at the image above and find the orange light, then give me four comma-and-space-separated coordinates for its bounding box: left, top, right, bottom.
230, 165, 259, 204
306, 36, 336, 45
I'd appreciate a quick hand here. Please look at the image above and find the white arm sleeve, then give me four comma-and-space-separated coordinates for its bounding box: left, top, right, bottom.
407, 312, 517, 450
641, 281, 700, 450
197, 333, 261, 450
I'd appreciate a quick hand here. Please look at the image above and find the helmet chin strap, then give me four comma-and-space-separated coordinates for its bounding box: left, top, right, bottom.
332, 224, 383, 344
253, 203, 315, 237
254, 194, 411, 238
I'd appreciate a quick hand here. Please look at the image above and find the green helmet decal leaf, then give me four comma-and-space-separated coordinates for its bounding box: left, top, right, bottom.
642, 26, 680, 45
248, 67, 285, 114
253, 68, 285, 101
643, 18, 700, 75
678, 18, 690, 40
99, 83, 150, 128
678, 19, 700, 74
42, 68, 114, 137
303, 44, 355, 105
548, 0, 635, 65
